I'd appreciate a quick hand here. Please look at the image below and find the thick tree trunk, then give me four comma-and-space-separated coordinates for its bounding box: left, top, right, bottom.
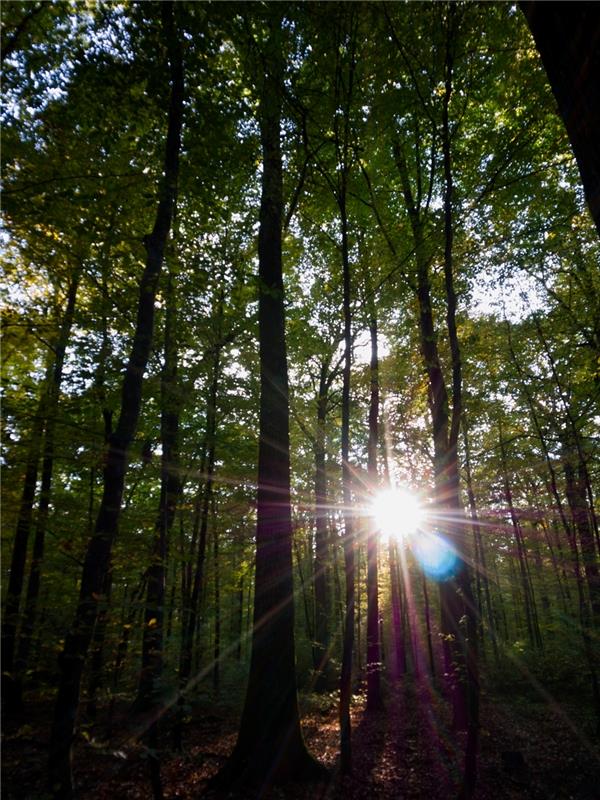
47, 8, 183, 796
520, 2, 600, 237
211, 13, 324, 790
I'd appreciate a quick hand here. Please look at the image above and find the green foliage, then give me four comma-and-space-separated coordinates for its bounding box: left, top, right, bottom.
1, 0, 598, 730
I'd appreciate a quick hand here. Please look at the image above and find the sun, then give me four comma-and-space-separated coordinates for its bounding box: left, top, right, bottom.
370, 487, 424, 541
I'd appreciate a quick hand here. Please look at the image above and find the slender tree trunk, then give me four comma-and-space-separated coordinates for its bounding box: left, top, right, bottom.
421, 574, 436, 679
8, 268, 82, 712
107, 576, 147, 737
564, 445, 600, 625
366, 310, 383, 711
136, 266, 181, 714
85, 569, 112, 719
2, 364, 49, 709
499, 432, 542, 649
177, 339, 220, 733
462, 421, 499, 664
313, 362, 333, 690
388, 539, 406, 678
48, 9, 183, 795
339, 195, 355, 774
294, 532, 315, 650
212, 498, 221, 697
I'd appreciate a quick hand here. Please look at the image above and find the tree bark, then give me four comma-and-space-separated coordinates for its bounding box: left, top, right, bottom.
520, 2, 600, 237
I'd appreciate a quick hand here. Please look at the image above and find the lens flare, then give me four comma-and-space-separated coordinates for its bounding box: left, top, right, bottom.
411, 531, 458, 581
370, 487, 424, 541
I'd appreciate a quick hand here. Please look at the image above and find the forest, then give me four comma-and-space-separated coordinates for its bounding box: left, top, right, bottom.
1, 1, 599, 799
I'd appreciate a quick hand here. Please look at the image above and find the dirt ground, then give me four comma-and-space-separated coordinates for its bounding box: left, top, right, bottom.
2, 681, 599, 799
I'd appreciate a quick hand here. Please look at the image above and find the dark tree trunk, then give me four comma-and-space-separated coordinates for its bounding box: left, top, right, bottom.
564, 446, 600, 626
520, 2, 600, 236
47, 7, 183, 796
13, 267, 82, 711
211, 12, 324, 791
366, 311, 383, 712
85, 568, 112, 720
2, 362, 49, 710
135, 265, 181, 714
4, 271, 80, 713
394, 13, 479, 787
421, 574, 436, 679
212, 499, 221, 697
499, 432, 543, 650
178, 334, 220, 712
313, 360, 334, 690
339, 198, 355, 774
462, 421, 499, 664
388, 539, 406, 678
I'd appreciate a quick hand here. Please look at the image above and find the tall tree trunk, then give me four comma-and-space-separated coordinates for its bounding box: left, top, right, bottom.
211, 12, 324, 790
136, 264, 181, 713
212, 497, 221, 697
366, 310, 383, 712
85, 568, 112, 720
2, 360, 50, 709
564, 444, 600, 626
47, 8, 183, 796
388, 539, 406, 678
499, 431, 542, 650
560, 462, 600, 732
313, 360, 334, 690
421, 574, 436, 678
462, 420, 499, 664
5, 267, 81, 712
339, 195, 355, 774
178, 332, 221, 724
394, 11, 479, 786
520, 3, 600, 237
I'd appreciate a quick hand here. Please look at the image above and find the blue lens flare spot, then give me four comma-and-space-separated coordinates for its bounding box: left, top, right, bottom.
411, 531, 458, 581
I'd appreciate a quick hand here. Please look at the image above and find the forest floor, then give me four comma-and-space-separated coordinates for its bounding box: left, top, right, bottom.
2, 679, 599, 800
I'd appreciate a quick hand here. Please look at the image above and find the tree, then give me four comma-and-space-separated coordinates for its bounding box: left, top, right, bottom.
47, 5, 184, 795
211, 9, 325, 791
520, 2, 600, 236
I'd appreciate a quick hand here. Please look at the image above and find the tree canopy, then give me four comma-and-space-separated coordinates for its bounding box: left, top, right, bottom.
2, 3, 599, 799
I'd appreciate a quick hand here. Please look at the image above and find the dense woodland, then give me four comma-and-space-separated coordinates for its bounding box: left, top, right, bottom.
1, 2, 600, 799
